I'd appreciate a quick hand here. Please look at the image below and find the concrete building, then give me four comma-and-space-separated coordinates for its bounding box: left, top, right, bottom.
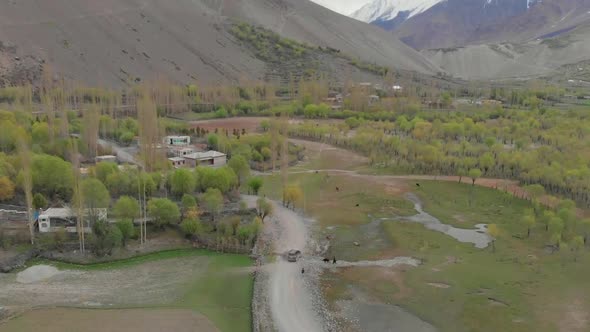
95, 155, 117, 163
37, 208, 108, 233
184, 151, 227, 168
163, 136, 191, 146
169, 146, 197, 158
169, 157, 187, 168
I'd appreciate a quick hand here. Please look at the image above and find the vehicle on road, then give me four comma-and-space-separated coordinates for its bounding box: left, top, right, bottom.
286, 249, 301, 262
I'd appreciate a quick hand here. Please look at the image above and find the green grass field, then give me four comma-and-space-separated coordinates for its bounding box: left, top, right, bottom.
263, 165, 589, 331
415, 181, 532, 230
25, 249, 254, 332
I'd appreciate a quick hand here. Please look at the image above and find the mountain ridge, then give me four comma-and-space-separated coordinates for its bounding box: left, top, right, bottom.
0, 0, 439, 87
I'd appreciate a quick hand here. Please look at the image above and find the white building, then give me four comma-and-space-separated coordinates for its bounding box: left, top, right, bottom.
37, 207, 108, 233
169, 146, 196, 158
184, 151, 227, 168
163, 136, 191, 146
95, 155, 118, 164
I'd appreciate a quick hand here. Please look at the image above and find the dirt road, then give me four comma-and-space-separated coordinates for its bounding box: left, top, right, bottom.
244, 196, 324, 332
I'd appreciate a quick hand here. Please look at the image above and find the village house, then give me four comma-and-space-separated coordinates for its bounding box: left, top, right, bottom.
163, 135, 191, 146
95, 155, 118, 163
183, 151, 227, 168
168, 146, 197, 158
168, 157, 187, 168
37, 208, 108, 233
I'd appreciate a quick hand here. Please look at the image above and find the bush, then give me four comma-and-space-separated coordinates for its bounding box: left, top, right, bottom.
148, 198, 181, 229
247, 177, 264, 195
53, 228, 68, 250
32, 193, 48, 210
115, 219, 135, 246
91, 219, 123, 256
181, 218, 203, 237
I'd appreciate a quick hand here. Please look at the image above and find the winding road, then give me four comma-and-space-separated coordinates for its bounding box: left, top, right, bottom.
245, 195, 324, 332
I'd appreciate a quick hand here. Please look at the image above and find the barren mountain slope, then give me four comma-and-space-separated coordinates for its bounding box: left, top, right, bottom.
0, 0, 438, 86
390, 0, 590, 50
422, 23, 590, 80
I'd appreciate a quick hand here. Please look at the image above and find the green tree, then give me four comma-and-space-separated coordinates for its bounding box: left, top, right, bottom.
113, 196, 140, 220
0, 176, 15, 201
207, 134, 219, 150
81, 178, 110, 223
488, 224, 500, 252
148, 198, 181, 229
581, 218, 590, 245
32, 193, 48, 210
170, 168, 196, 197
94, 161, 119, 183
522, 210, 536, 238
479, 153, 494, 175
549, 216, 564, 248
32, 154, 74, 199
228, 155, 250, 186
572, 236, 584, 262
202, 188, 224, 225
181, 194, 197, 214
196, 166, 237, 193
283, 185, 303, 209
247, 177, 264, 195
91, 219, 122, 256
256, 197, 273, 222
468, 168, 482, 186
181, 217, 203, 237
115, 219, 135, 247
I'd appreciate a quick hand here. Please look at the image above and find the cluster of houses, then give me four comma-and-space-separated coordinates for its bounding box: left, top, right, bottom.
322, 83, 404, 110
35, 136, 227, 233
164, 136, 227, 169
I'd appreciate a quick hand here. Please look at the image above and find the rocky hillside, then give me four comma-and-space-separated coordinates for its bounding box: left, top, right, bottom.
353, 0, 590, 50
0, 0, 438, 87
422, 22, 590, 80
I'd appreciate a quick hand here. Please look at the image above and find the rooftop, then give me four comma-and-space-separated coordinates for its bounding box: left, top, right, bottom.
168, 157, 186, 162
184, 150, 226, 160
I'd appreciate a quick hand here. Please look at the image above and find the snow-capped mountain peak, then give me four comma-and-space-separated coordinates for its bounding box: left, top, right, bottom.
351, 0, 444, 23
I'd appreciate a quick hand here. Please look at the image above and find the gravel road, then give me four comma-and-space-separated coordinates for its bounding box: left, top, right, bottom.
244, 196, 324, 332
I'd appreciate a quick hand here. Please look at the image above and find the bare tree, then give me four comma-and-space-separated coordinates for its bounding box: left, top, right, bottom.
137, 89, 162, 171
82, 103, 100, 158
17, 129, 34, 245
70, 138, 85, 253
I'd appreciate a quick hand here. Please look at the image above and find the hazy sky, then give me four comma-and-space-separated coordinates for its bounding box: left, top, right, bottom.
311, 0, 372, 15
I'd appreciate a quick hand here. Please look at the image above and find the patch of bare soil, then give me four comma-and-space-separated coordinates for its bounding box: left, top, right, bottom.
0, 308, 219, 332
0, 256, 211, 310
427, 282, 450, 289
559, 299, 589, 332
16, 265, 60, 284
190, 117, 266, 133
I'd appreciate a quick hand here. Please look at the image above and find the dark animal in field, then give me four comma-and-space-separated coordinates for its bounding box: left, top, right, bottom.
336, 187, 340, 192
416, 183, 421, 187
355, 203, 359, 207
332, 257, 337, 264
301, 268, 305, 274
323, 258, 330, 263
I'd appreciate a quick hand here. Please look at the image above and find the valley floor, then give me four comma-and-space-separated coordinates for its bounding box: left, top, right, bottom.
259, 139, 590, 332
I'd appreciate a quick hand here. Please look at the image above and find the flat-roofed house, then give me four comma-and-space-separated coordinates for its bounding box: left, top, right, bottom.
37, 207, 108, 233
163, 136, 191, 146
169, 157, 187, 168
184, 151, 227, 168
